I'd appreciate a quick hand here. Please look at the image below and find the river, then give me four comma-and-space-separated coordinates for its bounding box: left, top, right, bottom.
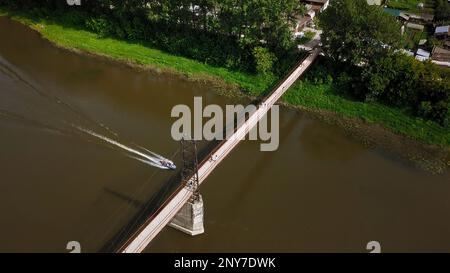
0, 17, 449, 253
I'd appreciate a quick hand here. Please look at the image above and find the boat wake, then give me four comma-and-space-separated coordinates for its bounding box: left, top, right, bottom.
0, 56, 175, 171
0, 109, 175, 170
75, 126, 176, 170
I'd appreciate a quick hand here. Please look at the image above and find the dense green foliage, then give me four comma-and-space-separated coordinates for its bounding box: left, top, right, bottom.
319, 0, 450, 126
252, 47, 277, 74
436, 0, 450, 23
320, 0, 403, 66
363, 54, 450, 125
0, 2, 448, 147
283, 80, 450, 147
0, 0, 304, 74
0, 6, 277, 93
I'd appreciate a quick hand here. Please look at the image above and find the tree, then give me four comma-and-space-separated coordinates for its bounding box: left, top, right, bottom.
2, 0, 305, 73
252, 46, 277, 74
362, 53, 421, 105
436, 0, 450, 23
362, 53, 450, 125
319, 0, 403, 66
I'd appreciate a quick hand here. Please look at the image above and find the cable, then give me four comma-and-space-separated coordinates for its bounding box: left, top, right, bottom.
102, 146, 181, 251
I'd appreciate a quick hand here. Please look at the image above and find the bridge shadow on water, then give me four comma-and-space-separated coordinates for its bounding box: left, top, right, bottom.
99, 139, 221, 253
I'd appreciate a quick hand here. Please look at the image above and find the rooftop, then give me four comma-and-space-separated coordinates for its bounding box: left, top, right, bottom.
417, 48, 430, 58
435, 26, 450, 35
406, 22, 425, 31
384, 8, 401, 17
409, 13, 434, 21
432, 46, 450, 62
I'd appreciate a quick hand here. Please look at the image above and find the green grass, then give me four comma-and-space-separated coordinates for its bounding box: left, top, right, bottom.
404, 27, 426, 49
283, 81, 450, 147
0, 8, 275, 95
386, 0, 434, 13
1, 7, 449, 148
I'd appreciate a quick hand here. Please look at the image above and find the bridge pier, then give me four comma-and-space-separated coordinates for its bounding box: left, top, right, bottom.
169, 194, 204, 236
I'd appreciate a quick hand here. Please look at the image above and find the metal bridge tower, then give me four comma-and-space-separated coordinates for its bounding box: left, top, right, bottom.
180, 138, 200, 201
169, 138, 205, 236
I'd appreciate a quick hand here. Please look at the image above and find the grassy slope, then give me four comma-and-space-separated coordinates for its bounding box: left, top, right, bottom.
42, 26, 276, 94
1, 8, 449, 147
0, 9, 275, 95
284, 82, 450, 147
386, 0, 435, 13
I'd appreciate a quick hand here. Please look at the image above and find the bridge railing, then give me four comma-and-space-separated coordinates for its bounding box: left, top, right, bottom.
197, 51, 316, 168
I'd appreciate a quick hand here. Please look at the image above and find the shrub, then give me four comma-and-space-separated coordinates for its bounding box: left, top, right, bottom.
252, 47, 277, 74
360, 53, 450, 125
85, 16, 114, 37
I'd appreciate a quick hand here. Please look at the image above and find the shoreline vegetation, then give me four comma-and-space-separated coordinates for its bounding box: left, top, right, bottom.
0, 7, 449, 173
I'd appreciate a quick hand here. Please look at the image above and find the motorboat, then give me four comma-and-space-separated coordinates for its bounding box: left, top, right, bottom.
160, 159, 176, 170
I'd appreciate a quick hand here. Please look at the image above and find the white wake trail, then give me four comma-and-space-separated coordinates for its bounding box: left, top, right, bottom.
125, 154, 161, 168
133, 143, 165, 160
76, 126, 165, 167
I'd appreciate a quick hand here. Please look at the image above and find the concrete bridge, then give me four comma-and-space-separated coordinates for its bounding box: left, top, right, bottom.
118, 48, 321, 253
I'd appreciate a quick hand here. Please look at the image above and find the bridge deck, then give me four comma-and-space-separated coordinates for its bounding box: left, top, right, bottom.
120, 49, 321, 253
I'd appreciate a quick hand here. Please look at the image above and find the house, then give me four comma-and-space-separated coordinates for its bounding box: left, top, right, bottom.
431, 46, 450, 67
406, 22, 425, 31
407, 13, 434, 24
415, 48, 430, 61
432, 46, 450, 61
435, 26, 450, 37
300, 0, 329, 12
294, 4, 317, 32
384, 8, 410, 22
384, 8, 401, 17
399, 12, 410, 21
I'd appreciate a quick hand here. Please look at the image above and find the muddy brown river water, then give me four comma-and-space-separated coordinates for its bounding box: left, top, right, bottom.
0, 17, 449, 253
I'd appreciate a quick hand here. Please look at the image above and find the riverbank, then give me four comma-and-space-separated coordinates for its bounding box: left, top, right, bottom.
1, 7, 449, 173
0, 8, 277, 96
